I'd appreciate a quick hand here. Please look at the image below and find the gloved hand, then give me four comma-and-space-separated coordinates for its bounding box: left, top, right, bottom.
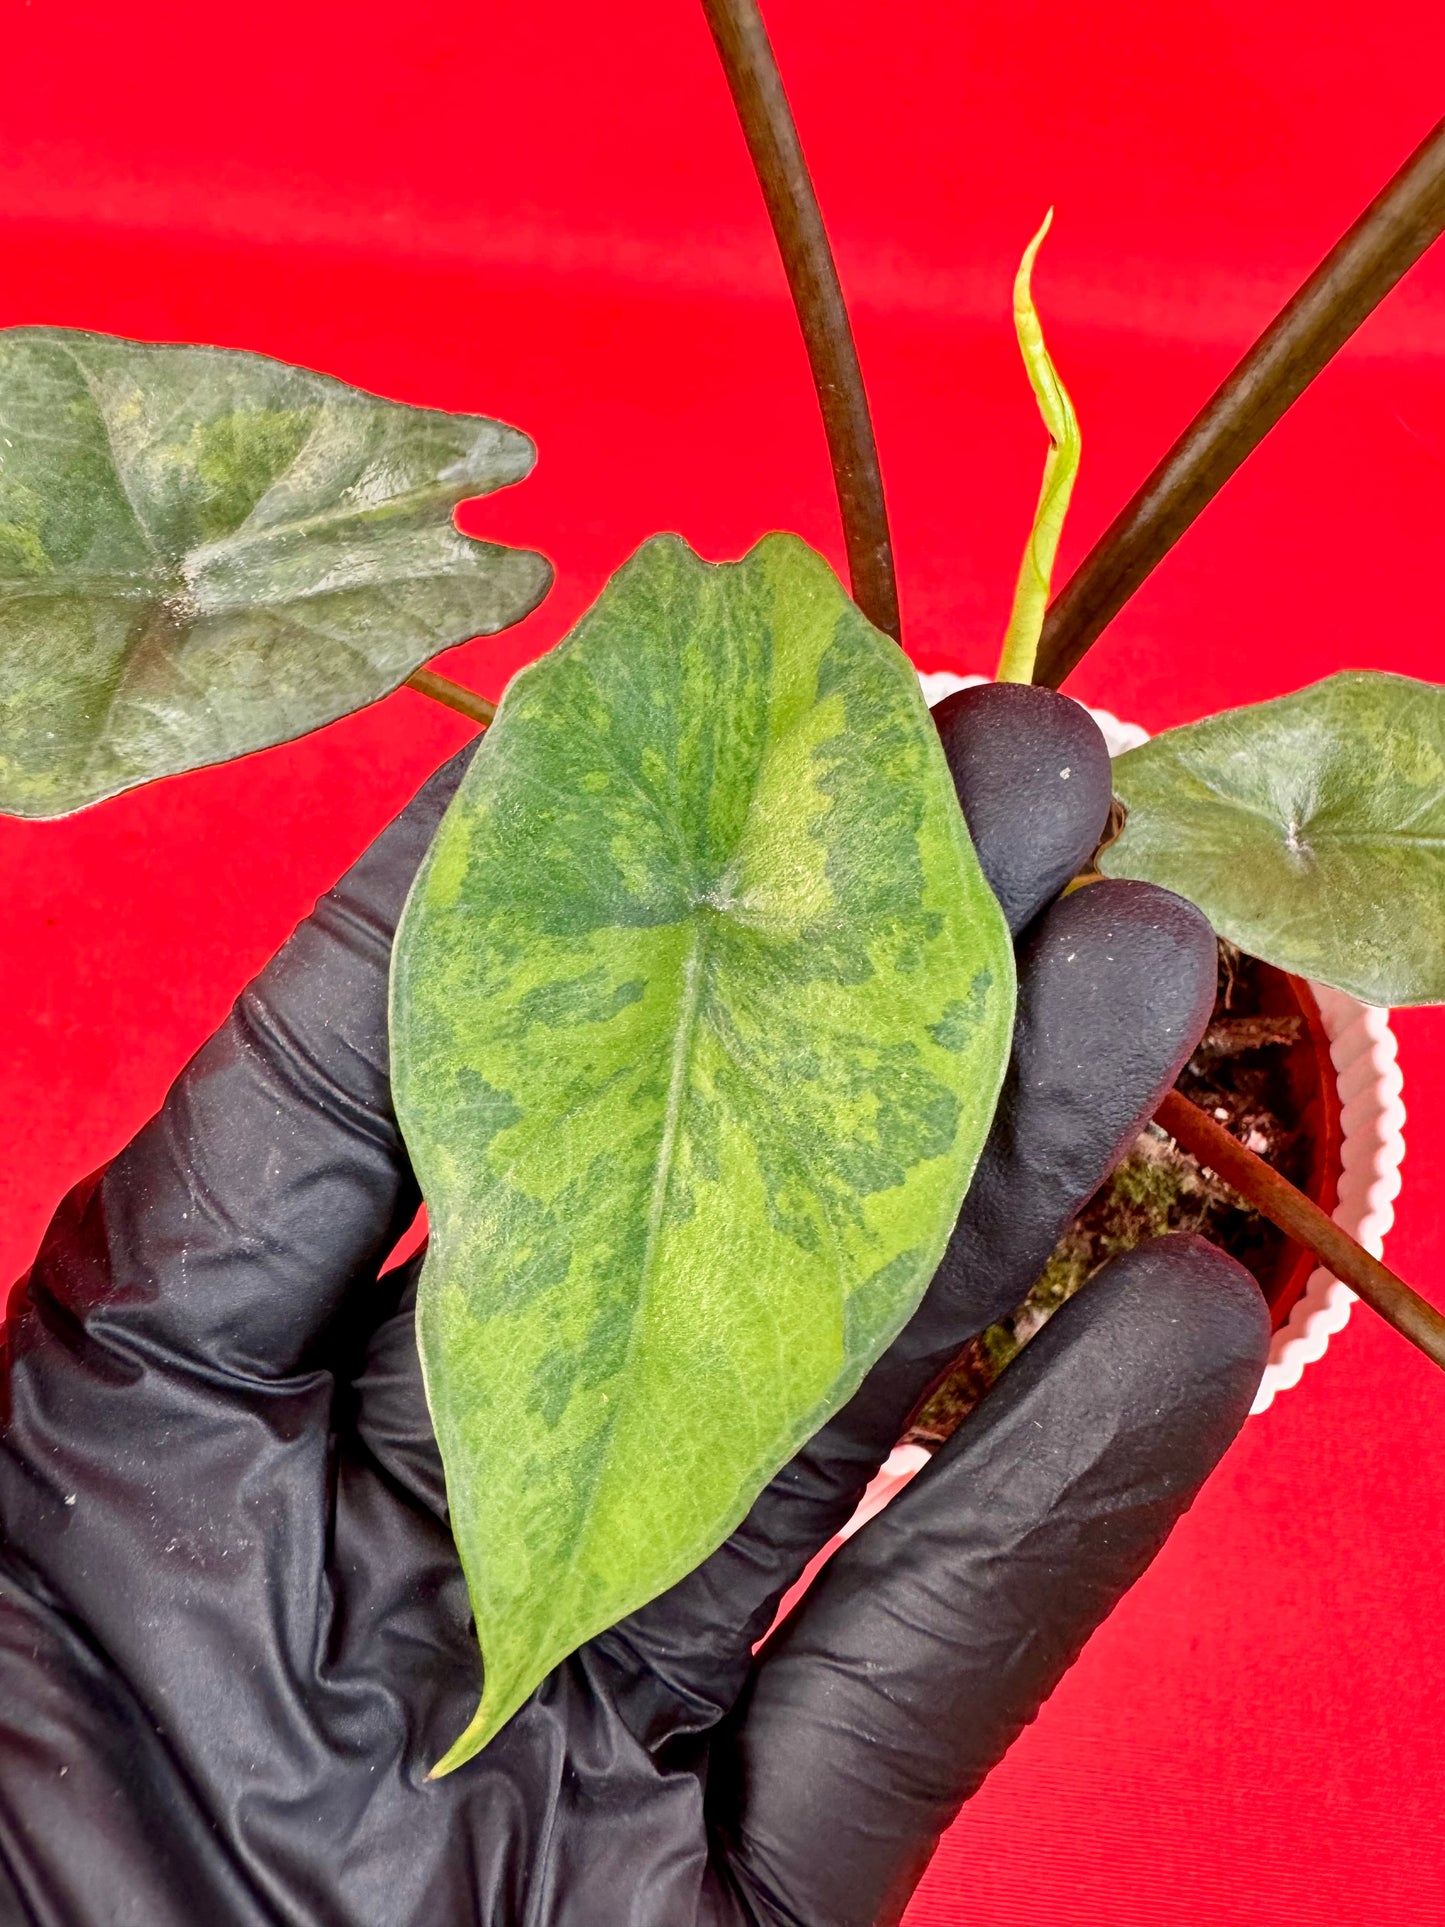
0, 681, 1269, 1927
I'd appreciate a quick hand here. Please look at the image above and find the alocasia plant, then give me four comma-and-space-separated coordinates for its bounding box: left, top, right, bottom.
4, 8, 1445, 1768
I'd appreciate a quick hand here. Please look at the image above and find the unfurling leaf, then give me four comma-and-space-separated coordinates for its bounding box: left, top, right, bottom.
0, 328, 551, 817
1103, 671, 1445, 1005
994, 209, 1081, 686
390, 533, 1015, 1770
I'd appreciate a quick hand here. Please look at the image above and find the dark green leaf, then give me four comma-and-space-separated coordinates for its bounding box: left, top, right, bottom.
1103, 671, 1445, 1005
0, 327, 551, 816
390, 533, 1015, 1770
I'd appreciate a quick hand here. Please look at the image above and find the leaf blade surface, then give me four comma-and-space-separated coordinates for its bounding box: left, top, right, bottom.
1103, 670, 1445, 1004
390, 533, 1014, 1769
0, 327, 551, 815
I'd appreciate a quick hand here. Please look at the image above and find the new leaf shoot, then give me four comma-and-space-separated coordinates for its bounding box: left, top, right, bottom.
995, 211, 1082, 686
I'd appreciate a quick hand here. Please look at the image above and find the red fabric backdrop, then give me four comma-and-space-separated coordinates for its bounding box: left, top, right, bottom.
2, 2, 1444, 1918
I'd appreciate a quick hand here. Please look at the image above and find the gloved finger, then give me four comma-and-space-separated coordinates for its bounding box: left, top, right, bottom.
587, 881, 1215, 1747
350, 1250, 449, 1520
712, 1234, 1270, 1927
930, 680, 1114, 935
14, 744, 474, 1386
0, 1562, 263, 1927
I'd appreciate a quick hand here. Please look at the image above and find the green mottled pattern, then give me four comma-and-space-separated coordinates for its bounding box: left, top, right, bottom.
390, 534, 1014, 1769
0, 327, 551, 816
1104, 671, 1445, 1005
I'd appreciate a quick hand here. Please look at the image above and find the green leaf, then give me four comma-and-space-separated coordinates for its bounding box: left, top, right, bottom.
390, 532, 1015, 1770
994, 209, 1081, 686
1102, 671, 1445, 1005
0, 327, 551, 817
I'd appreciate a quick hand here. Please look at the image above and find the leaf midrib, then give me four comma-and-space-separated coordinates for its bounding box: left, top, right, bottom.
642, 915, 714, 1293
551, 912, 717, 1616
0, 572, 177, 600
1301, 828, 1445, 849
53, 336, 506, 576
185, 480, 475, 569
1130, 762, 1445, 854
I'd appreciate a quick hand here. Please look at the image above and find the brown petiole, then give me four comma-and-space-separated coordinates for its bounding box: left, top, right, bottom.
1156, 1090, 1445, 1372
699, 0, 901, 643
404, 668, 496, 729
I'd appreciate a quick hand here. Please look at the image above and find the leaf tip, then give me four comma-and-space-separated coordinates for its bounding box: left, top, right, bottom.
1018, 205, 1055, 284
427, 1710, 493, 1781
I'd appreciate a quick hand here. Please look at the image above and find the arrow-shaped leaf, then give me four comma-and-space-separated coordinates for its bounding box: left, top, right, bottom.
0, 328, 551, 816
1103, 670, 1445, 1005
390, 532, 1015, 1770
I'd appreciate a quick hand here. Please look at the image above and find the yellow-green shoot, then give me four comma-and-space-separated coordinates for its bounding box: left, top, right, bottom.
994, 210, 1082, 685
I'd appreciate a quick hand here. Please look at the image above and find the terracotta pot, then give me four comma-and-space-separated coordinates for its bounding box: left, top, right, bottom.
1249, 979, 1404, 1415
1250, 967, 1345, 1330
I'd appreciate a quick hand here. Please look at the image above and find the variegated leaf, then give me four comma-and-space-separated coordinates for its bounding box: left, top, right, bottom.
390, 532, 1015, 1768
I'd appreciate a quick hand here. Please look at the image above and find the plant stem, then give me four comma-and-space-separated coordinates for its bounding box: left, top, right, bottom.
1155, 1088, 1445, 1375
405, 668, 496, 728
700, 0, 901, 643
1034, 115, 1445, 690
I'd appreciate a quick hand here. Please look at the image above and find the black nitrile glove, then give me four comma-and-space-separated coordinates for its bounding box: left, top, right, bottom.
0, 683, 1270, 1927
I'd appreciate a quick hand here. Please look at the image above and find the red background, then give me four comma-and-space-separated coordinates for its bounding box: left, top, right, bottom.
3, 1, 1444, 1917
